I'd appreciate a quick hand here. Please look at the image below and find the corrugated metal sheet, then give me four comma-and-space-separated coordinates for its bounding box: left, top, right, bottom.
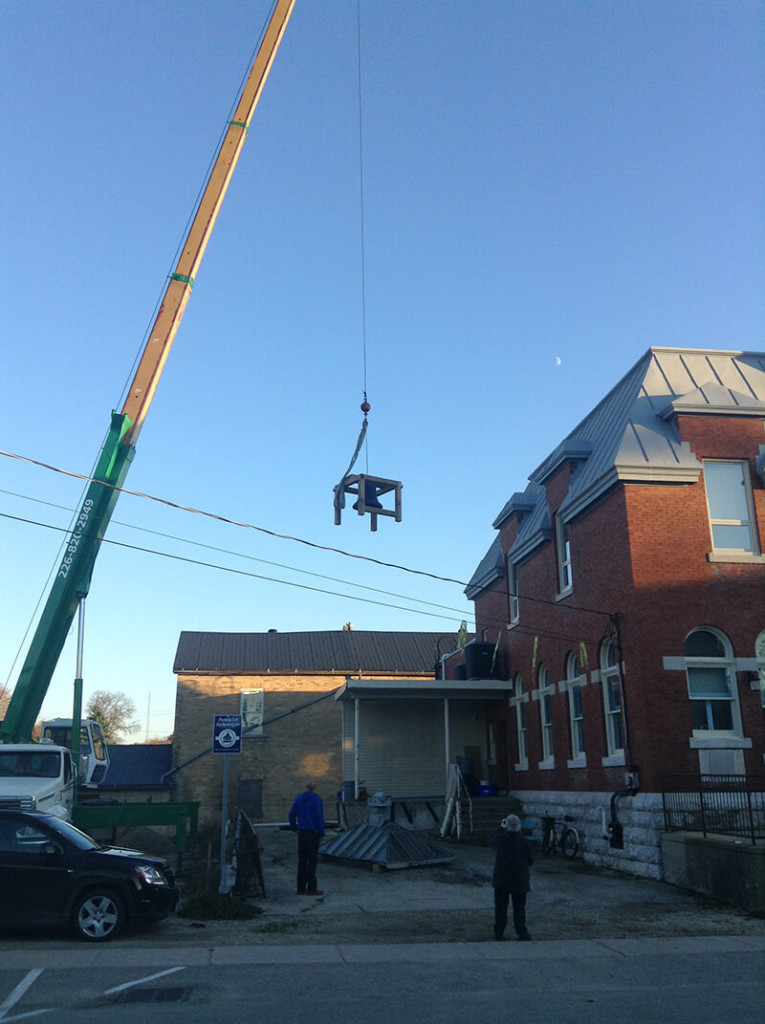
173, 630, 458, 675
467, 347, 765, 595
357, 700, 446, 796
320, 821, 453, 869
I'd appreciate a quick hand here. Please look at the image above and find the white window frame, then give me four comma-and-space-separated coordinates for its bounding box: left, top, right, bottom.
507, 557, 519, 626
703, 460, 760, 556
565, 652, 586, 766
599, 640, 625, 765
555, 514, 573, 596
537, 664, 555, 768
684, 628, 742, 739
757, 631, 765, 711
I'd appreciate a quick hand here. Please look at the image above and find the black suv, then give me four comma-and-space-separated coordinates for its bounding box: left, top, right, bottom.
0, 809, 178, 941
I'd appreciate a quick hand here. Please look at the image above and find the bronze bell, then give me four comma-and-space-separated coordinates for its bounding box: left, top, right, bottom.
334, 473, 402, 531
353, 482, 383, 510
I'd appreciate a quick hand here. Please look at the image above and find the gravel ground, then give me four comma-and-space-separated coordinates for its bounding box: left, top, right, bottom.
2, 825, 763, 949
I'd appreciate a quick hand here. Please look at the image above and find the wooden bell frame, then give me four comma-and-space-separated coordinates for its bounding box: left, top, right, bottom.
334, 473, 402, 532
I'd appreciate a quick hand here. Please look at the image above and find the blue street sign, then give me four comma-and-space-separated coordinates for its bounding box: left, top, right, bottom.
212, 713, 242, 754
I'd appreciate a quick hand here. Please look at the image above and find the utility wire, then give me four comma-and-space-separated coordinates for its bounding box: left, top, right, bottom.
0, 488, 466, 616
0, 507, 615, 651
0, 449, 618, 620
0, 512, 461, 623
0, 449, 464, 583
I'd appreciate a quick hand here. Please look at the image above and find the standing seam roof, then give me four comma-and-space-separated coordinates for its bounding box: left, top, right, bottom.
466, 347, 765, 596
173, 631, 458, 674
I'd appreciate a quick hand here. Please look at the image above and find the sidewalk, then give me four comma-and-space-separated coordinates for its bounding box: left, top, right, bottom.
1, 934, 764, 969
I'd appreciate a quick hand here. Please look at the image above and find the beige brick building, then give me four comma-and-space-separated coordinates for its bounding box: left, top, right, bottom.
171, 630, 458, 827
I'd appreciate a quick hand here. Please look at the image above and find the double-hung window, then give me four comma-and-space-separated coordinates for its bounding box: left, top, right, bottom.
600, 641, 624, 762
703, 460, 760, 555
566, 652, 586, 763
507, 558, 519, 625
513, 673, 527, 767
684, 629, 738, 734
538, 664, 554, 765
555, 515, 573, 594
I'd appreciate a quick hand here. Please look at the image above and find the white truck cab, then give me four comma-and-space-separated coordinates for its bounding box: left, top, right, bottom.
41, 719, 110, 788
0, 743, 75, 819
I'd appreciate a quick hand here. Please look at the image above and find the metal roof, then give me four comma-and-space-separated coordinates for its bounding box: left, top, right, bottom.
99, 744, 172, 790
173, 630, 459, 675
335, 678, 510, 701
319, 821, 453, 869
468, 347, 765, 597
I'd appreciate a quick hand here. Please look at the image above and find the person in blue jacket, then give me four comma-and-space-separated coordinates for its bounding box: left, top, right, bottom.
491, 813, 534, 940
288, 780, 325, 896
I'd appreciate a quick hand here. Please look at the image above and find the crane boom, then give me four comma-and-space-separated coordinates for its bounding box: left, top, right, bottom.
1, 0, 295, 744
123, 0, 294, 444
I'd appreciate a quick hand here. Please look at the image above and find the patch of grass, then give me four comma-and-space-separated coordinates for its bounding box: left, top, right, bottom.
256, 919, 301, 934
178, 891, 264, 921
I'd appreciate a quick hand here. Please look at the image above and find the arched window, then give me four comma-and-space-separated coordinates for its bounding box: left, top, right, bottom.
600, 640, 624, 758
513, 673, 527, 766
538, 664, 554, 764
684, 628, 737, 733
566, 651, 585, 762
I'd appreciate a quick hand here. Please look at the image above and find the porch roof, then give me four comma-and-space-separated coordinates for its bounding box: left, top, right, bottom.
335, 677, 510, 701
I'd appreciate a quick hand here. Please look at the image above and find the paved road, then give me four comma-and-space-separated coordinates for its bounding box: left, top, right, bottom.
1, 936, 763, 1024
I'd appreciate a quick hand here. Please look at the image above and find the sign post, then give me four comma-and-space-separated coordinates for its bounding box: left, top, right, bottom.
213, 714, 242, 893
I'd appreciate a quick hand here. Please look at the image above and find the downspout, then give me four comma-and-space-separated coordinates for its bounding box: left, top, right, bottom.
608, 614, 639, 849
609, 776, 639, 849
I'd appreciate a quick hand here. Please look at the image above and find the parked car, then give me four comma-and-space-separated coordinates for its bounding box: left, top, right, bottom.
0, 809, 178, 941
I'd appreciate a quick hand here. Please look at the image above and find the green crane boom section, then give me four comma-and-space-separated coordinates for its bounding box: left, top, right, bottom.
1, 0, 295, 744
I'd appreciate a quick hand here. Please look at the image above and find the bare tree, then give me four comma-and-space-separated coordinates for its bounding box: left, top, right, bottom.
85, 690, 140, 744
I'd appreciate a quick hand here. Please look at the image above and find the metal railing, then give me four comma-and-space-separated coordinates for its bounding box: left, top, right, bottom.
661, 774, 765, 844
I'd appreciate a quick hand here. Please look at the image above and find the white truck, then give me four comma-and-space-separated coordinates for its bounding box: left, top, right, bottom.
0, 743, 76, 820
0, 720, 109, 821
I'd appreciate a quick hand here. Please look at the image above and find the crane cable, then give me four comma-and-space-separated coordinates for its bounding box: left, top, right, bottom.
334, 0, 371, 511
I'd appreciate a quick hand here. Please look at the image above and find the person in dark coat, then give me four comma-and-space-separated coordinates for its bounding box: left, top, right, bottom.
491, 813, 534, 941
288, 780, 325, 896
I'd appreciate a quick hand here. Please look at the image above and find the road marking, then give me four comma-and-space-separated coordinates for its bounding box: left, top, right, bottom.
0, 966, 187, 1021
103, 966, 186, 995
0, 970, 45, 1021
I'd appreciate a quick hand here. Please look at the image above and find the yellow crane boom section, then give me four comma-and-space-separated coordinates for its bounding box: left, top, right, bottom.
122, 0, 295, 443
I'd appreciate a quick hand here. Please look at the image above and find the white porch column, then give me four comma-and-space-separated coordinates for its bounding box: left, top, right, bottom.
354, 697, 360, 799
443, 697, 451, 787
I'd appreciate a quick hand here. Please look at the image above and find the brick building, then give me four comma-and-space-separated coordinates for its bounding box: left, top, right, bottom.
446, 348, 765, 878
171, 629, 459, 827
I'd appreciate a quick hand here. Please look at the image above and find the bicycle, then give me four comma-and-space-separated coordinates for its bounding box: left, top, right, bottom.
541, 814, 579, 859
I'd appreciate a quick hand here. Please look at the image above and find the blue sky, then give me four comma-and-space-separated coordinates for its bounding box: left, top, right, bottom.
1, 0, 763, 740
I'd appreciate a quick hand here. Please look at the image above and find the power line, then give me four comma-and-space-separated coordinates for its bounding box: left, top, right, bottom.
0, 449, 619, 620
0, 448, 465, 585
0, 512, 463, 623
0, 488, 466, 617
1, 508, 617, 652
